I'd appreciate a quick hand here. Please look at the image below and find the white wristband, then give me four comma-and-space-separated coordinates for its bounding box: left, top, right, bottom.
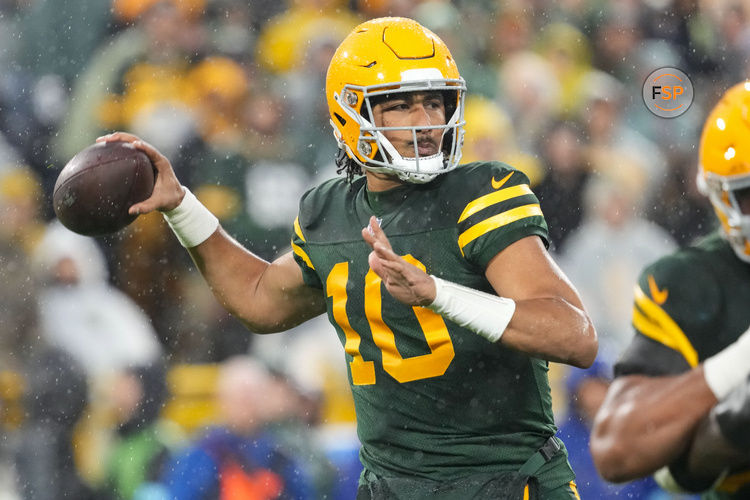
162, 187, 219, 248
653, 466, 690, 493
427, 276, 516, 343
703, 325, 750, 400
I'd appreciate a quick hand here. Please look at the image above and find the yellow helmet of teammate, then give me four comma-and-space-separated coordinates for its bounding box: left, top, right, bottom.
699, 81, 750, 262
326, 17, 466, 183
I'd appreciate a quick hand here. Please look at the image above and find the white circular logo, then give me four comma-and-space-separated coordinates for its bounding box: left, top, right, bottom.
642, 67, 694, 118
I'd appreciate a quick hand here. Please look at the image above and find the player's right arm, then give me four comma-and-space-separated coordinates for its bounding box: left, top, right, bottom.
186, 230, 326, 333
98, 132, 327, 333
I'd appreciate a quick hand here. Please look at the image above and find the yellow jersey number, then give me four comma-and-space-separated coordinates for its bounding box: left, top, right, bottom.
326, 256, 455, 385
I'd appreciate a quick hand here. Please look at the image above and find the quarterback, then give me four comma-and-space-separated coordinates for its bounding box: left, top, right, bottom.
591, 82, 750, 499
101, 17, 596, 499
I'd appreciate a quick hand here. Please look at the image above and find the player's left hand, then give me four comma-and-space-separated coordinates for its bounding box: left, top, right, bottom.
362, 216, 436, 306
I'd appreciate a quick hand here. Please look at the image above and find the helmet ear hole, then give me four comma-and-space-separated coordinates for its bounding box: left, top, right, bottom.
334, 113, 346, 126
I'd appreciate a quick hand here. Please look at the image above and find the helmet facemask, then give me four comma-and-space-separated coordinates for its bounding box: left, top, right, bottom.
698, 170, 750, 262
332, 77, 466, 184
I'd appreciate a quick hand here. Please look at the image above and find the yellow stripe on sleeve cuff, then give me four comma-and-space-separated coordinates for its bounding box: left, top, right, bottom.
291, 241, 314, 270
632, 285, 698, 367
457, 204, 543, 252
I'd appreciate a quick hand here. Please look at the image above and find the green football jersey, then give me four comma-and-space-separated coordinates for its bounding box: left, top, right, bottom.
291, 161, 574, 488
616, 232, 750, 499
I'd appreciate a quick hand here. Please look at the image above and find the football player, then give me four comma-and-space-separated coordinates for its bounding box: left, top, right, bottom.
591, 81, 750, 498
100, 17, 596, 499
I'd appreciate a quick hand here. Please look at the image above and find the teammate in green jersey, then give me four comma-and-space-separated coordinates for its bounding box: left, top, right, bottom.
591, 82, 750, 499
99, 17, 597, 499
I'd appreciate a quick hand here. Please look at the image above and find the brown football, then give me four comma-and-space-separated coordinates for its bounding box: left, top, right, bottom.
53, 141, 155, 236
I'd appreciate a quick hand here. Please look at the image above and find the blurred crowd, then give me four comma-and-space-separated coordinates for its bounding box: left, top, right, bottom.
0, 0, 746, 498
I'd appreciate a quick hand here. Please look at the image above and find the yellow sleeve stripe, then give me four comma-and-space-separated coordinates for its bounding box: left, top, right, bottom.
293, 216, 306, 242
458, 184, 535, 223
291, 240, 315, 270
717, 469, 750, 493
457, 204, 543, 252
632, 285, 698, 367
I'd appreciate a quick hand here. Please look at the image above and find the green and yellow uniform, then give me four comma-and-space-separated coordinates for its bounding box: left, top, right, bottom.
616, 232, 750, 499
291, 161, 576, 496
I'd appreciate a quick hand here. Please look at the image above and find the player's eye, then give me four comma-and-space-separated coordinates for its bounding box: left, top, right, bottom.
384, 101, 409, 111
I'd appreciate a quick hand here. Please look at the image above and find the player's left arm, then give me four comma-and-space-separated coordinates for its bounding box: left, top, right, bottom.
362, 216, 597, 368
483, 234, 597, 368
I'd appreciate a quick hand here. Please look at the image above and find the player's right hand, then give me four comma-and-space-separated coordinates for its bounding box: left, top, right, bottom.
96, 132, 185, 214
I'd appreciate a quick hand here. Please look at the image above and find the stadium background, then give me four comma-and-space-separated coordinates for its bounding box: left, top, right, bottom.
0, 0, 743, 498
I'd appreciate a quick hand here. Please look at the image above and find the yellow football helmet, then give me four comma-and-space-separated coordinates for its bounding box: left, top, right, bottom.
698, 81, 750, 262
326, 17, 466, 183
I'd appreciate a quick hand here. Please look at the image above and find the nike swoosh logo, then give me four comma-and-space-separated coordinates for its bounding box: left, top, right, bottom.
491, 172, 513, 190
648, 274, 668, 305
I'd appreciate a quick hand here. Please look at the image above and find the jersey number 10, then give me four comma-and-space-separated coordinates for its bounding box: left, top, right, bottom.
326, 257, 456, 385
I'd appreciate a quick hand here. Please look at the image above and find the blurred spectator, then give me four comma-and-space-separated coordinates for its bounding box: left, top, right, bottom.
99, 1, 207, 159
160, 356, 320, 499
0, 166, 46, 256
262, 368, 338, 498
255, 0, 360, 75
100, 361, 184, 500
54, 0, 209, 165
559, 158, 677, 366
413, 1, 497, 99
535, 22, 593, 117
647, 151, 716, 247
589, 2, 643, 81
496, 51, 562, 150
534, 120, 590, 252
29, 222, 165, 485
170, 262, 252, 362
188, 56, 250, 148
13, 348, 95, 500
0, 166, 45, 500
15, 0, 112, 84
486, 4, 534, 67
31, 221, 163, 378
52, 19, 149, 163
112, 0, 205, 24
283, 32, 342, 175
204, 0, 257, 64
0, 167, 45, 370
107, 213, 190, 358
187, 86, 315, 260
251, 315, 362, 498
579, 70, 668, 201
461, 95, 543, 185
1, 0, 111, 186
